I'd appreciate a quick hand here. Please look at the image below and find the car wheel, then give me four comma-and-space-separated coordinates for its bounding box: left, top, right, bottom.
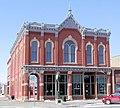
105, 99, 111, 104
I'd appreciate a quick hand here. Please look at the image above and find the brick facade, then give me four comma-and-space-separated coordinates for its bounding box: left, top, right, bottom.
7, 10, 112, 101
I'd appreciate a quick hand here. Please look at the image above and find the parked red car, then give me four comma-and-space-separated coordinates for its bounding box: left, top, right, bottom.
102, 91, 120, 104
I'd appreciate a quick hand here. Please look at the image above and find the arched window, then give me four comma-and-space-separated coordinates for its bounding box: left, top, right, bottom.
86, 45, 92, 64
46, 42, 52, 63
99, 45, 104, 64
31, 41, 38, 62
64, 40, 76, 63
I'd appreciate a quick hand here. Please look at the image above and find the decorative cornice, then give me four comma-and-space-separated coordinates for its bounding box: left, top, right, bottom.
23, 65, 111, 73
10, 16, 111, 54
10, 22, 29, 54
68, 71, 72, 74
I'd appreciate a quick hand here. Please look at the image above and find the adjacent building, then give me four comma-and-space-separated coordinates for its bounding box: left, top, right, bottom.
7, 9, 111, 101
0, 83, 7, 96
1, 84, 7, 96
0, 83, 2, 95
111, 55, 120, 93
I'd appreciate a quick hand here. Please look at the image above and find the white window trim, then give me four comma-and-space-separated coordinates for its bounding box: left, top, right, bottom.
45, 38, 54, 64
86, 41, 93, 65
30, 37, 40, 63
62, 35, 78, 64
98, 42, 105, 65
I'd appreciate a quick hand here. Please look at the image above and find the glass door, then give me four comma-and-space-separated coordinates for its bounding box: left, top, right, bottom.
84, 75, 90, 99
59, 75, 67, 95
84, 75, 95, 99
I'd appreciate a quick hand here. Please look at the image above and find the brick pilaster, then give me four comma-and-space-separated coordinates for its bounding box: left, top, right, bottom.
40, 37, 44, 65
107, 73, 111, 96
55, 38, 58, 65
68, 71, 72, 100
94, 40, 98, 66
39, 71, 44, 101
82, 72, 85, 100
22, 72, 29, 101
82, 39, 86, 66
106, 42, 110, 67
95, 72, 98, 99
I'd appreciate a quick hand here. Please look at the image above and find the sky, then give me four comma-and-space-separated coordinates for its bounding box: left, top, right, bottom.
0, 0, 120, 84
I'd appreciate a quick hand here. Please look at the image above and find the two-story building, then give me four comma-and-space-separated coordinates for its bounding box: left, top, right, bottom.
7, 9, 111, 101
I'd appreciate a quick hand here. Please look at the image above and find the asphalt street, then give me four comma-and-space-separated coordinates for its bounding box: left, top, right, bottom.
0, 95, 120, 108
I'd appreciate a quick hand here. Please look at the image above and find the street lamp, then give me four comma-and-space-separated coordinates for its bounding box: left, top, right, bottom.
56, 72, 62, 104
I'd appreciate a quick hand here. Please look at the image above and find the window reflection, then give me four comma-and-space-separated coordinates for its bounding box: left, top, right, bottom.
72, 74, 83, 95
97, 75, 107, 95
99, 45, 104, 64
44, 75, 55, 96
46, 42, 52, 63
31, 41, 38, 62
86, 45, 92, 64
64, 40, 76, 63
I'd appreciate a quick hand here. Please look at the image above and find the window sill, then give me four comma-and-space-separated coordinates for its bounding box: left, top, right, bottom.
87, 63, 93, 65
31, 61, 38, 63
63, 62, 77, 64
99, 64, 106, 66
46, 62, 53, 64
99, 64, 105, 65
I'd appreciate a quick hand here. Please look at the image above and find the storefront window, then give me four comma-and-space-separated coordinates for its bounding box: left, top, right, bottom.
59, 75, 67, 95
97, 75, 107, 95
115, 84, 120, 91
72, 74, 83, 95
115, 73, 120, 91
44, 75, 55, 96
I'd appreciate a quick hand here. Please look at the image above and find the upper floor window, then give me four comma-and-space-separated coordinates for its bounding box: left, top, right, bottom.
99, 45, 104, 64
64, 40, 76, 63
31, 41, 38, 62
46, 42, 52, 63
86, 45, 92, 64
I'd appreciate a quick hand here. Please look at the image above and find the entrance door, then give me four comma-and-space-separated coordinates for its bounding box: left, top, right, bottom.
29, 74, 38, 100
59, 75, 67, 95
84, 75, 95, 99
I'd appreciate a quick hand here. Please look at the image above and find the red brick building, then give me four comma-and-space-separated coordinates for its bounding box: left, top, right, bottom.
7, 9, 111, 101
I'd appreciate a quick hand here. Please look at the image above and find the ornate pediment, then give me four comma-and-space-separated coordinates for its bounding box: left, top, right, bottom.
58, 8, 81, 31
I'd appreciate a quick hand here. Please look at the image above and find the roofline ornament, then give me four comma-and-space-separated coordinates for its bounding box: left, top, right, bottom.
68, 4, 73, 17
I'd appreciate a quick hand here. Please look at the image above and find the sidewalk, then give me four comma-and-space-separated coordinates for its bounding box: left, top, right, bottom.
40, 99, 102, 108
44, 99, 102, 103
68, 99, 102, 103
0, 96, 102, 108
0, 95, 9, 101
